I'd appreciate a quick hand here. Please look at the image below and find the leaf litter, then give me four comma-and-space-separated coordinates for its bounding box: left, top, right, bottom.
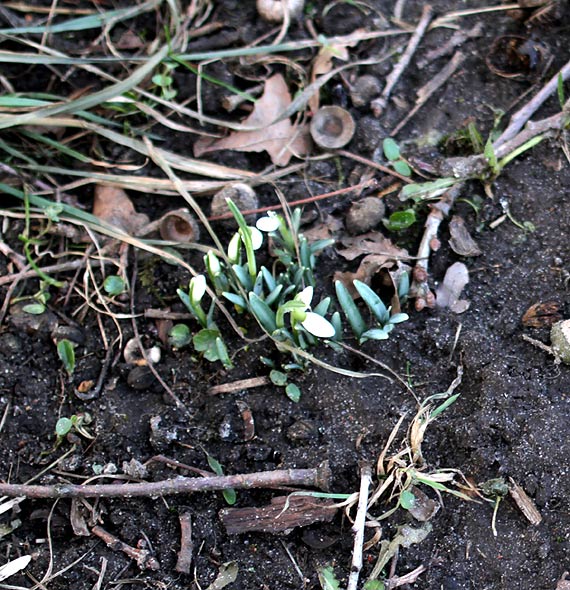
194, 74, 310, 166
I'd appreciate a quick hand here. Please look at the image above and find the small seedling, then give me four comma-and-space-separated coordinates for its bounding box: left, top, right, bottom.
103, 275, 126, 296
383, 208, 416, 231
204, 450, 236, 505
168, 324, 191, 349
383, 138, 412, 177
55, 413, 94, 446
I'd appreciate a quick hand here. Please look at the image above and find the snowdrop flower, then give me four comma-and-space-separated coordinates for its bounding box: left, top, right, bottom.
189, 275, 206, 305
293, 286, 336, 338
227, 232, 241, 263
256, 211, 281, 233
248, 226, 264, 250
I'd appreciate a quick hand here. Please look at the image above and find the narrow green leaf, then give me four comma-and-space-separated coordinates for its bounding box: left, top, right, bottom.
318, 565, 341, 590
558, 72, 565, 109
430, 392, 461, 420
222, 292, 247, 308
354, 280, 389, 324
388, 312, 409, 324
401, 178, 456, 199
215, 337, 233, 369
335, 280, 366, 338
248, 292, 277, 333
360, 328, 389, 341
57, 339, 75, 376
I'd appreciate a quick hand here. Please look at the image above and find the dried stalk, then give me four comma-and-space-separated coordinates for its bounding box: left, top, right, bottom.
0, 462, 332, 499
347, 463, 373, 590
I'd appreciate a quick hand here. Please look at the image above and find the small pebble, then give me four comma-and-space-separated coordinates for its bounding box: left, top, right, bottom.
551, 319, 570, 364
345, 197, 385, 234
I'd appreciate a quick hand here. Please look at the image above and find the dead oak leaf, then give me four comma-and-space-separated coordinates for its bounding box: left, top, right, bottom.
337, 231, 409, 261
194, 74, 310, 166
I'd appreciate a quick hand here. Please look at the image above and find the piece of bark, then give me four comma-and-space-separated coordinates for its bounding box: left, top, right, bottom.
175, 513, 193, 574
220, 495, 337, 534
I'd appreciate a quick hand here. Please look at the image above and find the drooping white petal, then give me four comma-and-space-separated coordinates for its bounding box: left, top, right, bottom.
256, 213, 281, 232
206, 250, 221, 276
248, 226, 264, 250
189, 274, 207, 303
301, 312, 336, 338
296, 286, 313, 308
227, 232, 241, 263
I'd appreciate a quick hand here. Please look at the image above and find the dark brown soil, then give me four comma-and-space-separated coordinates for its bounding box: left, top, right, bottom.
1, 1, 570, 589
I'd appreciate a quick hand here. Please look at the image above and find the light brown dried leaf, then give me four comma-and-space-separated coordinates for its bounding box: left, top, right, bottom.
92, 185, 149, 235
309, 44, 349, 112
337, 231, 408, 261
194, 74, 310, 166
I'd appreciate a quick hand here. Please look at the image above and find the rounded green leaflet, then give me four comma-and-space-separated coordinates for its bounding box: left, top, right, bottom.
382, 137, 400, 161
285, 383, 301, 402
270, 370, 288, 386
400, 489, 416, 510
103, 275, 126, 296
55, 417, 73, 437
168, 324, 191, 348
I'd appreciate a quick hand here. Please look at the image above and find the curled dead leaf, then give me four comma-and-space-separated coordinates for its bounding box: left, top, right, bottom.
194, 74, 310, 166
449, 215, 481, 257
93, 185, 149, 235
522, 301, 562, 328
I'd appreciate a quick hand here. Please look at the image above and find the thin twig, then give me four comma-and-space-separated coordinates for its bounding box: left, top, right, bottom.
494, 59, 570, 148
347, 463, 372, 590
208, 376, 270, 395
371, 5, 433, 118
91, 525, 160, 571
0, 462, 332, 498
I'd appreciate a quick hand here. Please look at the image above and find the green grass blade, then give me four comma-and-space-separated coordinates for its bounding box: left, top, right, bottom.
335, 280, 366, 338
0, 45, 169, 130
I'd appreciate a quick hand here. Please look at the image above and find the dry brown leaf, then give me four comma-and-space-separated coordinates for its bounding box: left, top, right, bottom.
194, 74, 310, 166
302, 214, 343, 243
337, 231, 408, 261
93, 185, 149, 235
449, 215, 481, 256
522, 301, 562, 328
309, 44, 349, 112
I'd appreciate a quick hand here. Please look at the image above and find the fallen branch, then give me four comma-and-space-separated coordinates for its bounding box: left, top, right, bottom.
494, 58, 570, 148
0, 462, 332, 499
